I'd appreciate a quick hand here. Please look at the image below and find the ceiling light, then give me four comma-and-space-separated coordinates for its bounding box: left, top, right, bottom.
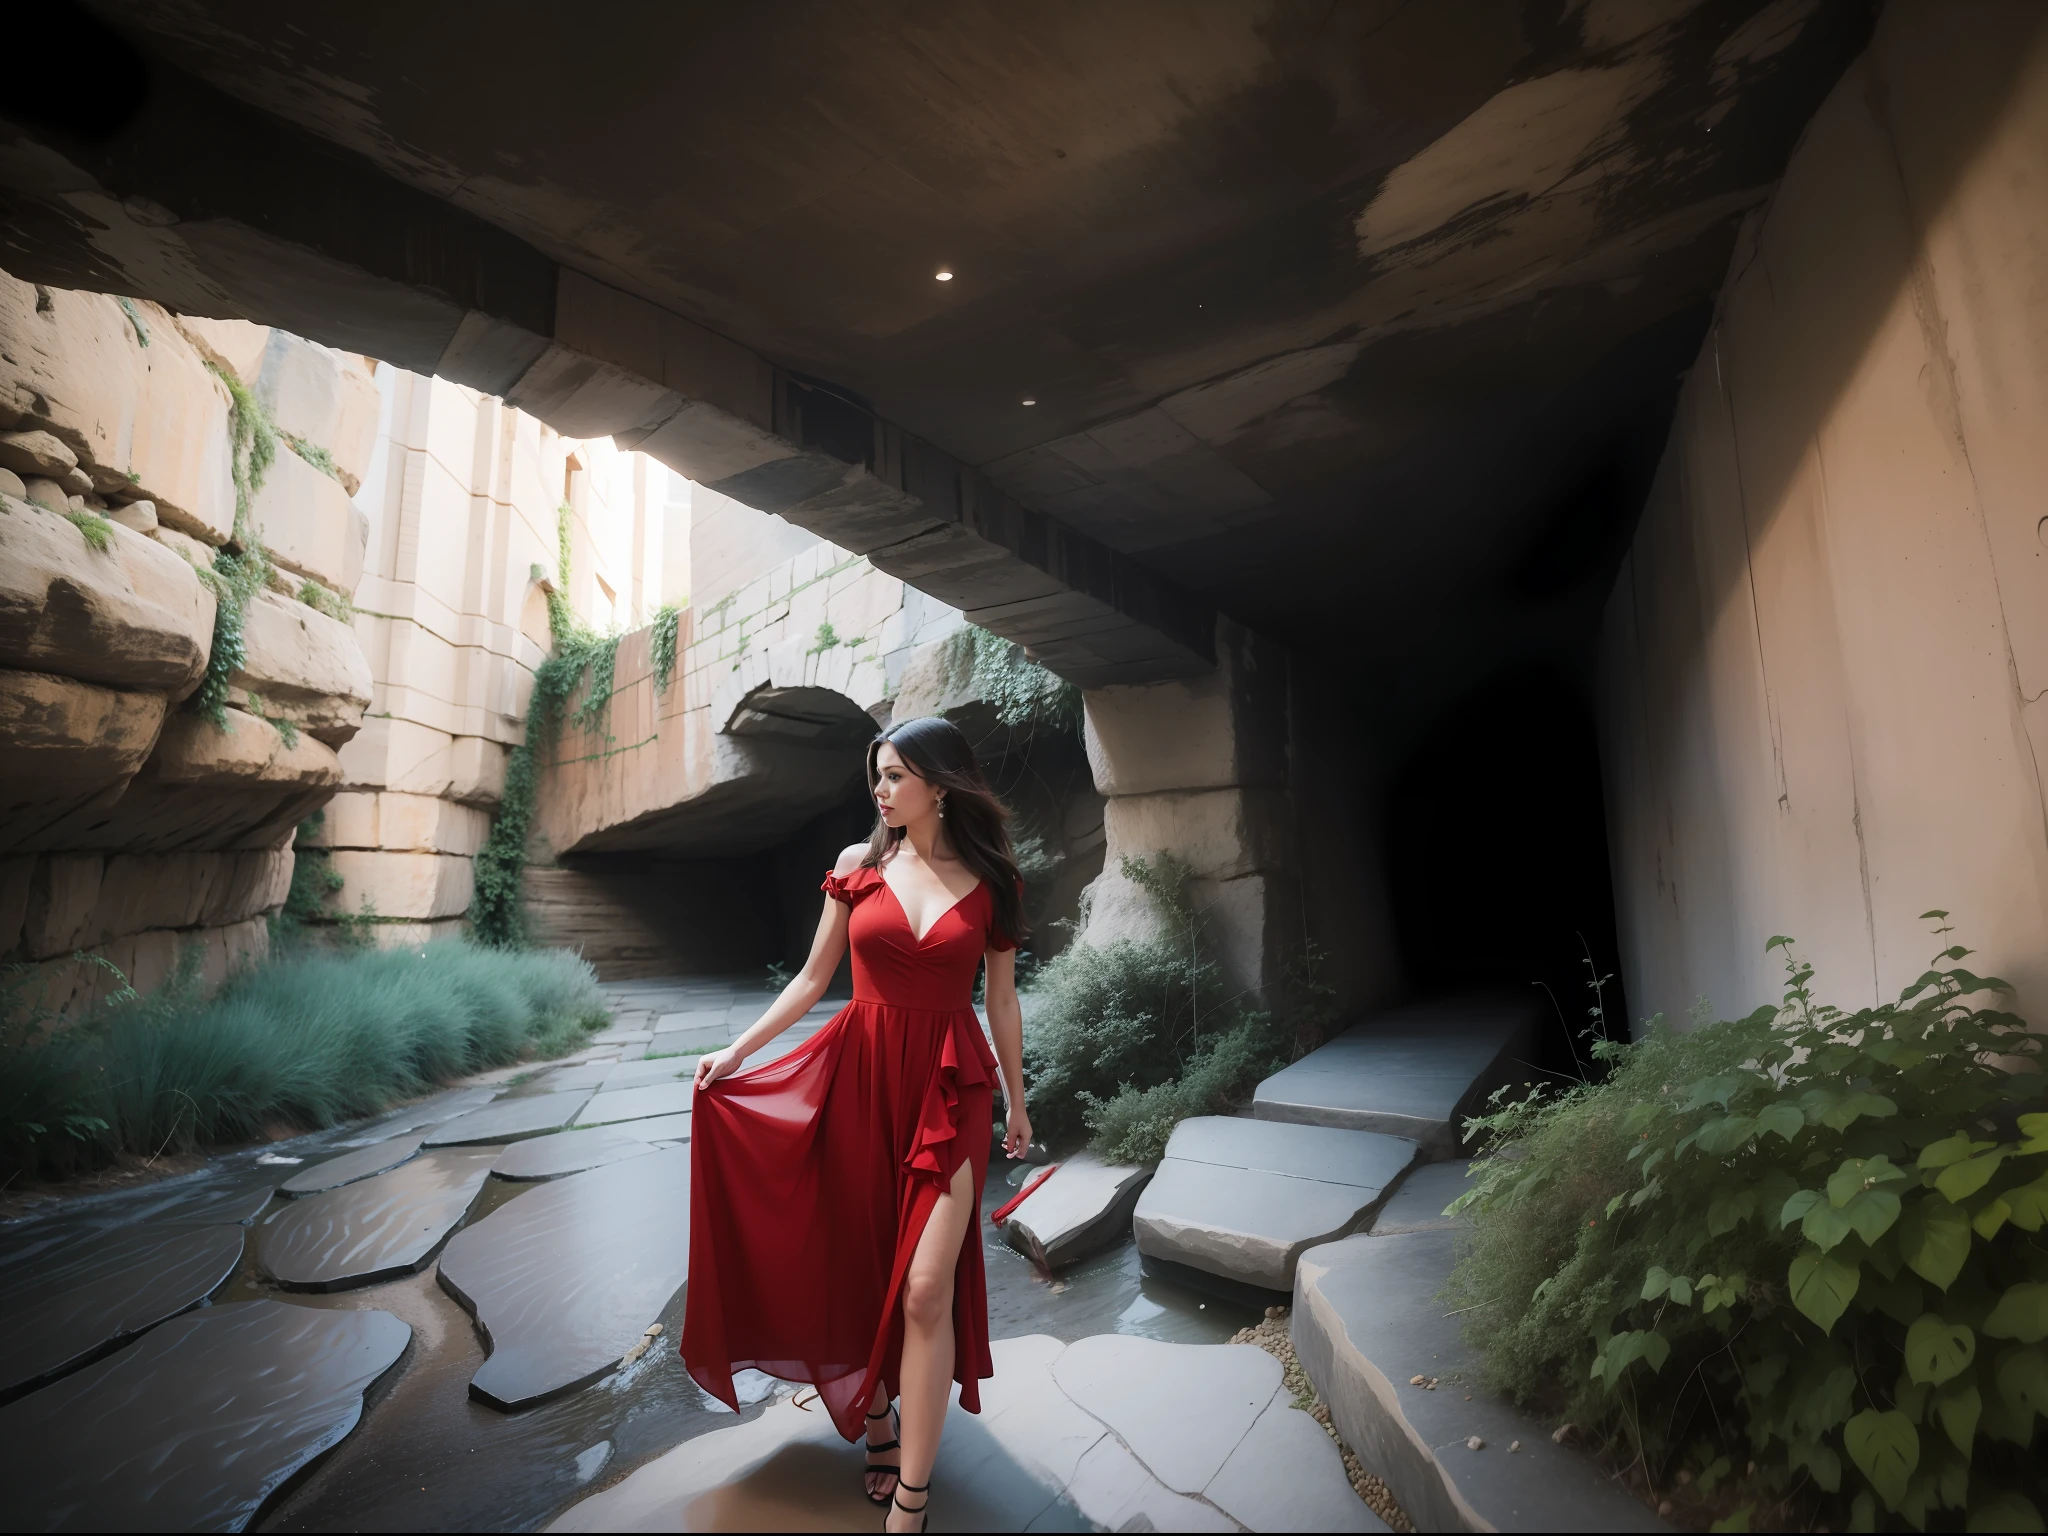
934, 269, 954, 282
1021, 398, 1037, 406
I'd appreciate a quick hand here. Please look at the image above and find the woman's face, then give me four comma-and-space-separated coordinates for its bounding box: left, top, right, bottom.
873, 741, 942, 828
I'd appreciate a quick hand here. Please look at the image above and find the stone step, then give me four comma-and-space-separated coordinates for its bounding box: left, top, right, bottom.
1293, 1228, 1667, 1534
1252, 995, 1542, 1157
1133, 1117, 1419, 1292
999, 1151, 1152, 1270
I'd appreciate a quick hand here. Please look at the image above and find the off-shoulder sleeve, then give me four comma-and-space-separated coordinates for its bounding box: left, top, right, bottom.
821, 866, 878, 907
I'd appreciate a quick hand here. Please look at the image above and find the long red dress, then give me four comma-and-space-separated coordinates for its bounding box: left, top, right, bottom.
681, 863, 1007, 1441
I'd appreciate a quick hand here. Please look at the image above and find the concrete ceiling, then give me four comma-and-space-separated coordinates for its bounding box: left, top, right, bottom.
11, 0, 1873, 722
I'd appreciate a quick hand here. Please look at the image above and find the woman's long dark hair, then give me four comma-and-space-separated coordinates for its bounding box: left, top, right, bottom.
864, 715, 1026, 946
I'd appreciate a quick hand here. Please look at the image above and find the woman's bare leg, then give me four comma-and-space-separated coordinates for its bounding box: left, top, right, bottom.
887, 1158, 975, 1531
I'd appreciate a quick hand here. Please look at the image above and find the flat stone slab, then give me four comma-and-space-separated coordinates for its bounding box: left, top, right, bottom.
1134, 1117, 1419, 1291
537, 1061, 616, 1093
280, 1134, 425, 1196
652, 1009, 726, 1033
586, 1027, 653, 1046
598, 1058, 696, 1090
257, 1148, 495, 1290
1371, 1159, 1474, 1235
547, 1332, 1381, 1533
3, 1299, 408, 1531
1253, 996, 1540, 1156
339, 1086, 501, 1146
1294, 1230, 1665, 1533
423, 1090, 592, 1146
574, 1081, 694, 1126
0, 1223, 245, 1402
612, 1112, 693, 1143
440, 1145, 692, 1409
490, 1127, 656, 1181
1002, 1152, 1151, 1270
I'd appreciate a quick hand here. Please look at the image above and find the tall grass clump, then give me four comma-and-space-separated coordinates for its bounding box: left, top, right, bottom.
1445, 916, 2046, 1532
0, 939, 607, 1178
1021, 854, 1331, 1161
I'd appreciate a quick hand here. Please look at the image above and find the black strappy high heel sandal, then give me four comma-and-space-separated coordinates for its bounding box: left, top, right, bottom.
889, 1478, 930, 1532
862, 1403, 901, 1507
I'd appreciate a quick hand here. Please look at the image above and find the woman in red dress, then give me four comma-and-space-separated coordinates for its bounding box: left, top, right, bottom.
684, 715, 1032, 1532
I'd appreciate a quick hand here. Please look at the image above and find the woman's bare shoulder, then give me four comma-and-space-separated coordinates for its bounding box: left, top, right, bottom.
832, 842, 869, 877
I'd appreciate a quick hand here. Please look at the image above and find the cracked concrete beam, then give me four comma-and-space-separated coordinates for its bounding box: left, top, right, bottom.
0, 60, 1214, 689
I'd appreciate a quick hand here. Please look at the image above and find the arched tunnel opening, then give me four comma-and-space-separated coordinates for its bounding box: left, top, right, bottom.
1380, 665, 1630, 1081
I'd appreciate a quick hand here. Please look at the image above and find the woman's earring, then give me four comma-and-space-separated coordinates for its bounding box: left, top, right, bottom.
938, 799, 946, 820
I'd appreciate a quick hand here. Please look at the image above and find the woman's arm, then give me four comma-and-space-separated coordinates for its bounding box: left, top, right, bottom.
694, 846, 859, 1089
983, 947, 1032, 1158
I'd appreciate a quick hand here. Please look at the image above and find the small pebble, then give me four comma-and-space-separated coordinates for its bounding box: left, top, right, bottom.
1410, 1374, 1426, 1386
1509, 1440, 1520, 1453
1658, 1500, 1673, 1518
1466, 1436, 1485, 1451
1552, 1423, 1577, 1445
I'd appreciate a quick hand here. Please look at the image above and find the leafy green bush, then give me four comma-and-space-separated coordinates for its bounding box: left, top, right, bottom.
1447, 919, 2046, 1531
1021, 854, 1329, 1157
0, 939, 607, 1177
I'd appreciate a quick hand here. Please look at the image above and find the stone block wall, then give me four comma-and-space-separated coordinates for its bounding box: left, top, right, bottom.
0, 272, 377, 1010
1599, 2, 2048, 1030
305, 367, 672, 942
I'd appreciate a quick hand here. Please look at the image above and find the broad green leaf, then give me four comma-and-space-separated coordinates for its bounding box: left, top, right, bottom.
1905, 1315, 1977, 1385
1695, 1114, 1759, 1156
1966, 1490, 2045, 1532
1789, 1248, 1861, 1333
1939, 1151, 2012, 1203
1869, 1267, 1925, 1325
2017, 1113, 2048, 1154
1920, 1131, 1994, 1170
1938, 1450, 1969, 1511
1831, 1154, 1911, 1206
1995, 1345, 2048, 1418
1667, 1274, 1694, 1305
1823, 1091, 1898, 1131
1844, 1408, 1919, 1510
1978, 1387, 2035, 1448
1898, 1375, 1931, 1420
1790, 1432, 1845, 1490
1900, 1196, 1973, 1291
1843, 1188, 1904, 1246
1641, 1329, 1671, 1371
1849, 1490, 1877, 1532
2005, 1172, 2048, 1232
1641, 1266, 1672, 1302
1605, 1193, 1626, 1218
1782, 1188, 1823, 1227
1984, 1284, 2048, 1344
1936, 1381, 1981, 1457
1974, 1197, 2012, 1241
1901, 1467, 1944, 1529
1709, 1190, 1757, 1236
1755, 1102, 1804, 1141
1708, 1506, 1752, 1532
1803, 1199, 1858, 1252
1702, 1272, 1746, 1313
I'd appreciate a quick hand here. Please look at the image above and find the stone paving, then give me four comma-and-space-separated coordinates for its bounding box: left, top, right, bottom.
0, 972, 1398, 1533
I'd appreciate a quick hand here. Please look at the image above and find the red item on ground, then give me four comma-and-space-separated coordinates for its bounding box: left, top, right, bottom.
682, 863, 1012, 1443
989, 1163, 1060, 1226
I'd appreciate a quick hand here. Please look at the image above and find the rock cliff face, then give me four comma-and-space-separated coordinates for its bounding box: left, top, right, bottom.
0, 272, 375, 1012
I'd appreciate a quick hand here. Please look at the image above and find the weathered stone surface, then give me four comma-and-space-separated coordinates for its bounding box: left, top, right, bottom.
307, 789, 491, 856
0, 1222, 245, 1402
108, 497, 157, 532
1133, 1117, 1419, 1292
0, 428, 88, 488
610, 1112, 692, 1143
80, 849, 294, 946
249, 439, 368, 594
22, 852, 102, 957
1002, 1152, 1151, 1271
440, 1144, 691, 1409
596, 1057, 695, 1090
573, 1081, 693, 1126
0, 466, 22, 499
1370, 1159, 1473, 1235
22, 475, 68, 512
0, 669, 169, 840
172, 314, 270, 385
256, 331, 381, 494
22, 915, 273, 1017
324, 848, 475, 921
0, 276, 236, 539
1052, 1334, 1280, 1495
228, 589, 373, 746
423, 1090, 592, 1146
1253, 997, 1540, 1157
257, 1147, 494, 1289
152, 706, 344, 791
0, 496, 214, 694
279, 1133, 425, 1196
0, 1298, 409, 1533
489, 1126, 655, 1181
1295, 1231, 1665, 1532
339, 1087, 501, 1145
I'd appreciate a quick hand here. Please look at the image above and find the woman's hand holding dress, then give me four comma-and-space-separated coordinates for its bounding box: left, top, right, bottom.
694, 1047, 742, 1090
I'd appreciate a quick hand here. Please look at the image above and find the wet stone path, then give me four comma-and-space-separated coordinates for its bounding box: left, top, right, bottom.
0, 976, 1376, 1532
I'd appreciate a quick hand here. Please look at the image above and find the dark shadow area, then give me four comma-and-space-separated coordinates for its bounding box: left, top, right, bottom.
1382, 666, 1628, 1081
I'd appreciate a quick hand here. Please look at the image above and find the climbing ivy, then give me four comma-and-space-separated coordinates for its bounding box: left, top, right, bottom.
190, 363, 278, 730
63, 510, 114, 552
283, 433, 343, 484
933, 624, 1081, 733
649, 602, 682, 695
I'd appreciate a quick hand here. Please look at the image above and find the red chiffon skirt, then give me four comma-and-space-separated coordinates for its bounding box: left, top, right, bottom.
681, 866, 1005, 1441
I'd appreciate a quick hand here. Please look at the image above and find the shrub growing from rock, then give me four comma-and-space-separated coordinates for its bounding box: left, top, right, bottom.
0, 939, 608, 1177
1445, 918, 2046, 1531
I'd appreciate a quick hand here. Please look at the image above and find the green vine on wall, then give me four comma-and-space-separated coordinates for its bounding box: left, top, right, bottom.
190, 363, 278, 729
650, 602, 682, 694
935, 624, 1082, 734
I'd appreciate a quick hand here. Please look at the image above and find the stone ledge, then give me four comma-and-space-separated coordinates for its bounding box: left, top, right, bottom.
1001, 1152, 1151, 1270
1293, 1230, 1666, 1534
